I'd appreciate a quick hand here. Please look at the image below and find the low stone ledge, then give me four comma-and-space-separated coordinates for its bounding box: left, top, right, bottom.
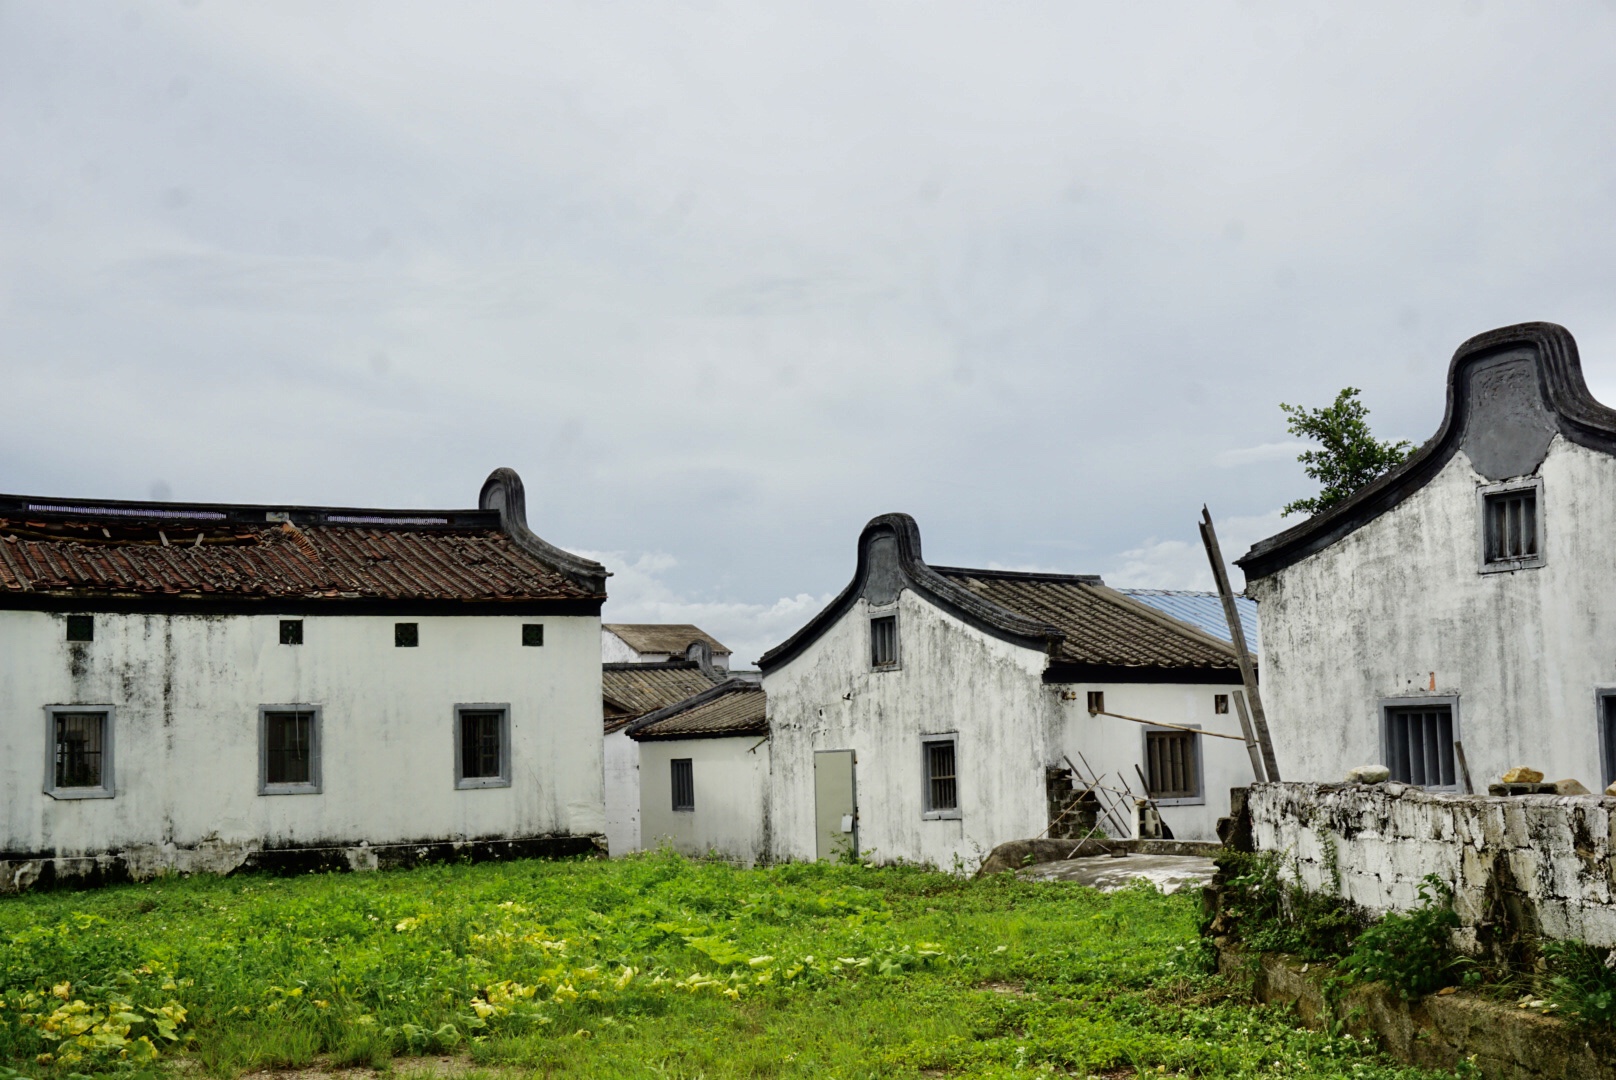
1218, 941, 1616, 1079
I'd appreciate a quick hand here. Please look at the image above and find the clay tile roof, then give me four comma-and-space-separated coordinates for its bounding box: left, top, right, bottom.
603, 662, 722, 732
0, 469, 605, 608
604, 623, 730, 656
626, 681, 767, 741
933, 568, 1241, 674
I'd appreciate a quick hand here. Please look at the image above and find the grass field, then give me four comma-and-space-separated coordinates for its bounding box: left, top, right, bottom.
0, 853, 1459, 1079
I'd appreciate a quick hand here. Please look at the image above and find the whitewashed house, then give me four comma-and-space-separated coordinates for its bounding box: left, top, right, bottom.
626, 680, 770, 864
601, 650, 723, 856
1239, 321, 1616, 794
603, 624, 731, 670
759, 514, 1256, 870
0, 468, 609, 890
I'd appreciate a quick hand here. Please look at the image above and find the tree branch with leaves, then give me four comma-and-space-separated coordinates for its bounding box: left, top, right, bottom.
1280, 387, 1412, 517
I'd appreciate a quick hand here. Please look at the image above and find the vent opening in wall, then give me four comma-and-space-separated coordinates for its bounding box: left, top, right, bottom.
1087, 691, 1104, 715
66, 615, 93, 643
1214, 694, 1229, 714
395, 622, 419, 648
280, 620, 303, 645
523, 623, 544, 647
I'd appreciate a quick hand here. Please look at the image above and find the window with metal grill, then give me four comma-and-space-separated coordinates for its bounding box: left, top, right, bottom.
671, 758, 694, 812
1214, 694, 1229, 715
1385, 705, 1456, 788
1087, 691, 1105, 715
1145, 730, 1200, 800
871, 615, 898, 668
1601, 694, 1616, 791
456, 706, 510, 787
923, 738, 958, 814
54, 712, 106, 789
66, 615, 94, 643
264, 711, 314, 787
1484, 488, 1539, 565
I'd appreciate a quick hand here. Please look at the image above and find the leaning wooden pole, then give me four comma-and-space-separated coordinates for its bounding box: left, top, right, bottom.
1199, 506, 1281, 782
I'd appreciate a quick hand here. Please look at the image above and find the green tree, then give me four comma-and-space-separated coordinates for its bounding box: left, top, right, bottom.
1280, 387, 1412, 517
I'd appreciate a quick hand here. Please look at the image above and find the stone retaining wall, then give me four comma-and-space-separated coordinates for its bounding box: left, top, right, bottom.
1239, 782, 1616, 952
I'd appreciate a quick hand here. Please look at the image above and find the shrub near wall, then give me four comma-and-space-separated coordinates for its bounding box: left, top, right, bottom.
1237, 782, 1616, 956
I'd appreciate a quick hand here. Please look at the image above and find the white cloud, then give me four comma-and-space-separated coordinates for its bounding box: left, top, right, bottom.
1104, 509, 1288, 592
1215, 442, 1308, 468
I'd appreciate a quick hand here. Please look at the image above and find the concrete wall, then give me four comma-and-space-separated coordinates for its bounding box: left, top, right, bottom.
1055, 682, 1257, 841
601, 630, 649, 664
0, 610, 605, 878
1249, 438, 1616, 792
1246, 782, 1616, 951
603, 728, 640, 855
638, 735, 770, 865
764, 589, 1056, 869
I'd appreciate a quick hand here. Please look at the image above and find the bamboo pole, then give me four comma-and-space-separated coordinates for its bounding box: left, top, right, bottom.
1200, 506, 1281, 780
1231, 690, 1268, 782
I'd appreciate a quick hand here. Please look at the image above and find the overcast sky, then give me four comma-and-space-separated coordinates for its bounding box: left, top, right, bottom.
6, 2, 1616, 662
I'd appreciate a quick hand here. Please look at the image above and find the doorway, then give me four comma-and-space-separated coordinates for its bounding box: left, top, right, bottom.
814, 749, 857, 861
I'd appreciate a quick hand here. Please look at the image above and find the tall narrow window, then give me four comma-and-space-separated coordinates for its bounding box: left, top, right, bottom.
1602, 693, 1616, 791
922, 737, 958, 815
44, 707, 114, 798
455, 705, 511, 788
260, 708, 320, 794
1480, 481, 1543, 571
871, 615, 898, 668
1087, 691, 1105, 715
1145, 729, 1201, 801
1214, 694, 1230, 715
1384, 704, 1456, 788
671, 758, 695, 812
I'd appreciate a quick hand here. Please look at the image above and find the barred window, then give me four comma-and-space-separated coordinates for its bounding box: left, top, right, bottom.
54, 712, 106, 789
1145, 729, 1200, 800
671, 758, 694, 812
871, 615, 898, 668
1385, 705, 1456, 788
1087, 691, 1105, 715
1485, 490, 1537, 563
456, 705, 510, 788
263, 710, 317, 790
923, 737, 958, 814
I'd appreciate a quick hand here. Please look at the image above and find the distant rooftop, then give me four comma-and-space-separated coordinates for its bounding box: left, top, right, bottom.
604, 623, 730, 656
1120, 590, 1259, 652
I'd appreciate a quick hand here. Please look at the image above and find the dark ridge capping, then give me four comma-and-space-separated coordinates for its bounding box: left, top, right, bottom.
1043, 663, 1247, 685
630, 725, 767, 743
602, 660, 704, 671
0, 492, 496, 531
684, 639, 721, 681
930, 565, 1105, 586
621, 678, 758, 739
756, 513, 1065, 672
479, 468, 608, 595
0, 593, 604, 617
1239, 322, 1613, 581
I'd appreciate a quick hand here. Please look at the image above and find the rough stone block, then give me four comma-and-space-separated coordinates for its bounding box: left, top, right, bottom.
1387, 878, 1419, 910
1504, 803, 1530, 848
1502, 766, 1545, 784
1577, 902, 1616, 949
1524, 802, 1576, 852
1537, 899, 1572, 940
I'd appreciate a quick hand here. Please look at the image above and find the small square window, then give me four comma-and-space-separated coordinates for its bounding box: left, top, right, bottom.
1087, 691, 1105, 715
455, 705, 511, 788
922, 737, 959, 816
44, 707, 114, 799
671, 758, 694, 812
395, 622, 419, 648
260, 707, 320, 794
65, 615, 93, 642
1145, 728, 1202, 801
523, 624, 544, 647
1214, 694, 1229, 714
280, 620, 303, 645
871, 615, 898, 668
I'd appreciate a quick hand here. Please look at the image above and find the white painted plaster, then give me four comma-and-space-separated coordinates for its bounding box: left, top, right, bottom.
0, 611, 605, 871
1249, 438, 1616, 791
638, 735, 770, 865
603, 727, 640, 856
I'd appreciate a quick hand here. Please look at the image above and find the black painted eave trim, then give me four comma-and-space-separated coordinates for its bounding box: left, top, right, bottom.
629, 726, 770, 742
1238, 322, 1616, 581
757, 513, 1062, 672
1043, 663, 1247, 685
0, 593, 605, 617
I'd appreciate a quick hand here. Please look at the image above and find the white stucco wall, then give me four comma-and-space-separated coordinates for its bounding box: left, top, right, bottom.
1249, 437, 1616, 791
1055, 682, 1257, 841
764, 590, 1055, 870
0, 611, 605, 868
600, 630, 649, 665
603, 728, 640, 855
638, 735, 770, 865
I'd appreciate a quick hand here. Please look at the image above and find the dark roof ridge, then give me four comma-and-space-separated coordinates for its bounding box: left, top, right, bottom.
620, 677, 759, 737
1239, 322, 1612, 581
478, 469, 607, 594
931, 565, 1104, 585
757, 513, 1064, 672
602, 660, 702, 672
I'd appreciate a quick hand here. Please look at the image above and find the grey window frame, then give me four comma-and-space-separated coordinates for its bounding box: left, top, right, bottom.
454, 703, 512, 789
1380, 695, 1461, 791
870, 608, 901, 671
670, 757, 695, 812
1142, 725, 1205, 805
920, 733, 961, 819
1477, 477, 1545, 574
1598, 689, 1616, 791
258, 705, 323, 795
43, 705, 116, 800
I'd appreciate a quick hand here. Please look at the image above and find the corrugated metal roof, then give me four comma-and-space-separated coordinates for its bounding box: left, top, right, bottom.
628, 682, 767, 741
935, 569, 1240, 673
1120, 590, 1260, 651
604, 624, 730, 655
603, 663, 721, 730
0, 519, 592, 603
